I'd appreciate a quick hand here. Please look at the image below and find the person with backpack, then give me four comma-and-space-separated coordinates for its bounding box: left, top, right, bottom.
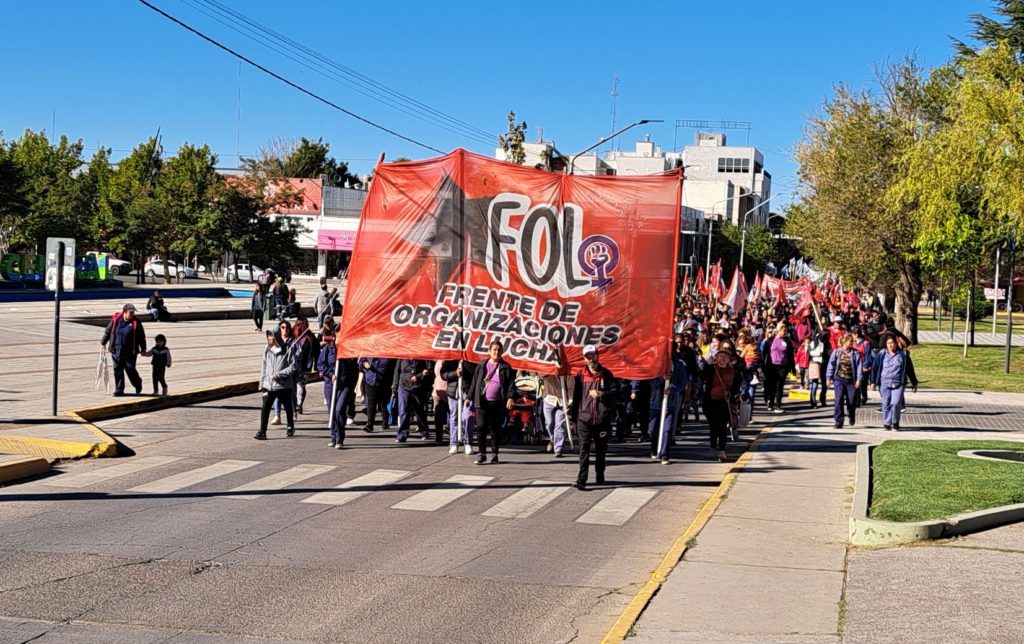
702, 346, 741, 463
100, 303, 147, 397
851, 326, 874, 405
826, 333, 863, 429
569, 345, 619, 489
288, 317, 317, 415
250, 286, 265, 332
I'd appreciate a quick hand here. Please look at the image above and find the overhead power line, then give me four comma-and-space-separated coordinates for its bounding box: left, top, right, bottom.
188, 0, 496, 146
137, 0, 445, 154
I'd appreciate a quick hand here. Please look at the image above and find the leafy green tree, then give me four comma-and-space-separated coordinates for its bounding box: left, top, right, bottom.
151, 144, 219, 282
243, 137, 360, 187
498, 111, 527, 165
895, 44, 1024, 258
203, 174, 301, 279
788, 60, 933, 343
0, 137, 28, 255
955, 0, 1024, 58
104, 137, 163, 270
6, 130, 96, 249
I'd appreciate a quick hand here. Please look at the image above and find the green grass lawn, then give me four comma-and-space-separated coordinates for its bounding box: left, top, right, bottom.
910, 344, 1024, 393
870, 440, 1024, 522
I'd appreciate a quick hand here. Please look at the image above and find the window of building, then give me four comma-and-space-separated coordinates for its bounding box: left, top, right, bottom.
717, 157, 750, 173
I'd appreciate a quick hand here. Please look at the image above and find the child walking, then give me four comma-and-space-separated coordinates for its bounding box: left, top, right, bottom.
148, 334, 172, 396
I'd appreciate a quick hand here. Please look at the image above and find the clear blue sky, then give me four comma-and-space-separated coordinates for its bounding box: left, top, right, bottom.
0, 0, 993, 205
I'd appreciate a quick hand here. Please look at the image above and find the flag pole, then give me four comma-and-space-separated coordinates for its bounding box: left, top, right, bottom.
657, 375, 669, 461
560, 375, 574, 450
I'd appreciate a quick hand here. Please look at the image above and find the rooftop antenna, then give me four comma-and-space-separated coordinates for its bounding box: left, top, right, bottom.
536, 127, 544, 143
609, 73, 619, 151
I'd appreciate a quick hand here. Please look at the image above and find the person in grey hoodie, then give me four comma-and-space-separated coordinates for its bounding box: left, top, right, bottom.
255, 330, 299, 440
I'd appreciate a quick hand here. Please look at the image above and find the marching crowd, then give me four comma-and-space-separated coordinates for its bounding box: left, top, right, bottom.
245, 275, 922, 491
97, 268, 921, 491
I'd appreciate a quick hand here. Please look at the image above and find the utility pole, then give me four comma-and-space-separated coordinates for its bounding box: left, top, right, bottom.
1005, 238, 1017, 375
993, 246, 1001, 337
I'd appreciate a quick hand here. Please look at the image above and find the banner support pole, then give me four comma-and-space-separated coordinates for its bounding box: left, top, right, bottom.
560, 376, 574, 450
657, 377, 669, 460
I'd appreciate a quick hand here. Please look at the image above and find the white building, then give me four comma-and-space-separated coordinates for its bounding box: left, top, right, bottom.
677, 132, 771, 227
495, 131, 772, 273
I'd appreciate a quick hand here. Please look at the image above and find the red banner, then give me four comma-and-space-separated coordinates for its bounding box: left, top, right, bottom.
336, 149, 682, 379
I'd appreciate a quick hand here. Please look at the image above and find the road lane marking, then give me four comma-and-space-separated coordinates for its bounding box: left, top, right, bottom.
225, 464, 337, 500
482, 480, 568, 519
128, 459, 260, 494
301, 469, 411, 506
576, 488, 658, 526
391, 475, 492, 512
43, 456, 184, 488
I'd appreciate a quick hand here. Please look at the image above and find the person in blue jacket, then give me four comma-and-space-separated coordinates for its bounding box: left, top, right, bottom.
319, 333, 358, 448
100, 303, 147, 396
871, 335, 916, 431
647, 353, 688, 464
358, 357, 396, 433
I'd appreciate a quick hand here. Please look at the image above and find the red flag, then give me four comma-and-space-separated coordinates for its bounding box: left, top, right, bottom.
682, 266, 690, 295
695, 266, 707, 295
724, 267, 748, 312
337, 148, 681, 379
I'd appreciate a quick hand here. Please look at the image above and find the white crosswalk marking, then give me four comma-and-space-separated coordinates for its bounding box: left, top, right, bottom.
43, 456, 184, 488
301, 469, 411, 506
127, 459, 260, 494
482, 480, 568, 519
225, 464, 337, 500
391, 475, 492, 512
576, 488, 658, 526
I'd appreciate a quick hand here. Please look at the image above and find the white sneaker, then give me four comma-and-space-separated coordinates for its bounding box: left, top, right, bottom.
449, 446, 458, 454
328, 441, 336, 447
271, 414, 281, 426
464, 444, 473, 455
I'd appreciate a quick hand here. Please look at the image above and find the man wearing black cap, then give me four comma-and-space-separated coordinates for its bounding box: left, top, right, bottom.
570, 344, 618, 490
101, 303, 147, 396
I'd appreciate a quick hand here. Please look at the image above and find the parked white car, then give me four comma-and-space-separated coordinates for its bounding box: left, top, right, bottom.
225, 263, 262, 282
86, 251, 132, 275
144, 259, 198, 279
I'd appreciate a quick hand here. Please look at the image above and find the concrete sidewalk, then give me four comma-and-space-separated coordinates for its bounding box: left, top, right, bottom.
626, 393, 1024, 643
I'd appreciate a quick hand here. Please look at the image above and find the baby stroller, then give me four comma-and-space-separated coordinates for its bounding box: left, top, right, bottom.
505, 373, 543, 445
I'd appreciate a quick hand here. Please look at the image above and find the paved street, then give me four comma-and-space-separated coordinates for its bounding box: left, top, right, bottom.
0, 392, 751, 643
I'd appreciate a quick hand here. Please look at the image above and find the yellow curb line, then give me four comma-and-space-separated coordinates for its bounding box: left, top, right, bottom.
0, 455, 50, 483
0, 376, 309, 464
601, 425, 774, 644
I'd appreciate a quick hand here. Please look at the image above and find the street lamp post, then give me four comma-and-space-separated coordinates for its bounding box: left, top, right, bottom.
703, 192, 752, 278
567, 119, 664, 175
739, 194, 778, 269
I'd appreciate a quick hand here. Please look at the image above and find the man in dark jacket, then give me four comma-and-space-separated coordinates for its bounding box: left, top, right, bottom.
394, 359, 435, 442
468, 342, 515, 464
570, 344, 618, 490
359, 357, 395, 432
101, 303, 147, 396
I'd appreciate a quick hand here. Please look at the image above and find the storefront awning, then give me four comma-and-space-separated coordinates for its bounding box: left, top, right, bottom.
317, 229, 357, 251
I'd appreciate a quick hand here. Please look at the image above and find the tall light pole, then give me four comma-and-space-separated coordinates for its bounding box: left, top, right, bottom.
567, 119, 664, 174
703, 192, 751, 278
739, 194, 779, 269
